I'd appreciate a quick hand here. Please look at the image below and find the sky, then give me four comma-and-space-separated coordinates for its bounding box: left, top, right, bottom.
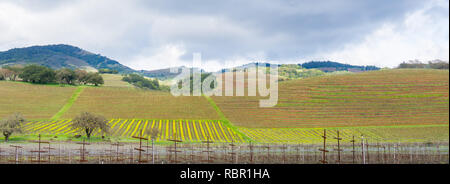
0, 0, 448, 71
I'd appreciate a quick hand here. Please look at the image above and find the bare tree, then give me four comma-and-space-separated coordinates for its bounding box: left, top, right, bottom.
2, 65, 22, 81
0, 113, 26, 142
71, 112, 109, 139
0, 68, 12, 80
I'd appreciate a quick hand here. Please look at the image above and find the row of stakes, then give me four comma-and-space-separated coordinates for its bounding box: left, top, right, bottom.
0, 130, 445, 164
319, 129, 389, 164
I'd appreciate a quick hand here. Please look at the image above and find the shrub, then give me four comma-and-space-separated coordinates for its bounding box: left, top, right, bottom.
122, 73, 160, 90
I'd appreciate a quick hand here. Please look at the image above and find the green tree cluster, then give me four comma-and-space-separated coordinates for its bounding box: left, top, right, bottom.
122, 73, 160, 90
278, 64, 325, 80
1, 64, 104, 86
398, 60, 449, 69
98, 68, 119, 74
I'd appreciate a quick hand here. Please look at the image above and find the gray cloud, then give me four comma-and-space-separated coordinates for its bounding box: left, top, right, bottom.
0, 0, 447, 71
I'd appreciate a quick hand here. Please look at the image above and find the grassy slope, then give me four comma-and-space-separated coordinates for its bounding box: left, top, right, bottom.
50, 86, 85, 120
101, 74, 133, 88
212, 69, 449, 128
2, 69, 448, 143
0, 81, 76, 119
62, 87, 220, 119
204, 95, 251, 141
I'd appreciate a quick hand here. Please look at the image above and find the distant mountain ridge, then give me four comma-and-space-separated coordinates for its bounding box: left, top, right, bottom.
300, 61, 380, 72
0, 44, 135, 73
230, 61, 379, 73
1, 44, 380, 80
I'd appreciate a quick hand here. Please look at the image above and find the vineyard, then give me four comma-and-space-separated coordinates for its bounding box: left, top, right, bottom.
213, 69, 449, 128
0, 138, 448, 164
0, 81, 76, 119
239, 125, 449, 144
17, 119, 449, 144
62, 87, 220, 119
21, 119, 244, 142
1, 69, 449, 145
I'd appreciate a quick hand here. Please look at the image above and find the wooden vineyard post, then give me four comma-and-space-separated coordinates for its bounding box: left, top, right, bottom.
409, 143, 413, 164
282, 144, 287, 164
187, 144, 193, 163
132, 131, 149, 164
393, 143, 397, 164
76, 139, 90, 163
29, 134, 49, 164
105, 148, 114, 164
0, 146, 3, 163
202, 135, 214, 163
129, 145, 133, 164
319, 129, 329, 164
351, 136, 356, 164
43, 143, 55, 163
437, 142, 440, 163
361, 135, 365, 164
229, 139, 236, 164
334, 130, 342, 164
146, 137, 149, 163
249, 141, 254, 164
388, 144, 391, 163
58, 143, 61, 164
301, 143, 305, 164
222, 143, 227, 162
263, 145, 270, 164
377, 141, 380, 163
153, 141, 157, 164
111, 142, 124, 163
237, 145, 240, 164
9, 145, 23, 164
168, 133, 183, 164
366, 139, 370, 164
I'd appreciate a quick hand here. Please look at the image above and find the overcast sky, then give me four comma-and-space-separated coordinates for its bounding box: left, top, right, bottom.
0, 0, 448, 71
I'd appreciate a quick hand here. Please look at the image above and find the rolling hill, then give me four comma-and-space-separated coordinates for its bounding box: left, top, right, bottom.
212, 69, 449, 128
1, 65, 448, 143
0, 44, 135, 73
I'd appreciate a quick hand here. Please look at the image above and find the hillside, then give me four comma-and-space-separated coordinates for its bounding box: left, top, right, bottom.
62, 87, 219, 119
0, 44, 135, 73
212, 69, 449, 128
0, 81, 76, 119
1, 69, 448, 143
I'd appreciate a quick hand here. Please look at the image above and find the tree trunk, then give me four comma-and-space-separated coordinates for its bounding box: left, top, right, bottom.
85, 128, 92, 139
3, 132, 10, 142
152, 139, 154, 164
